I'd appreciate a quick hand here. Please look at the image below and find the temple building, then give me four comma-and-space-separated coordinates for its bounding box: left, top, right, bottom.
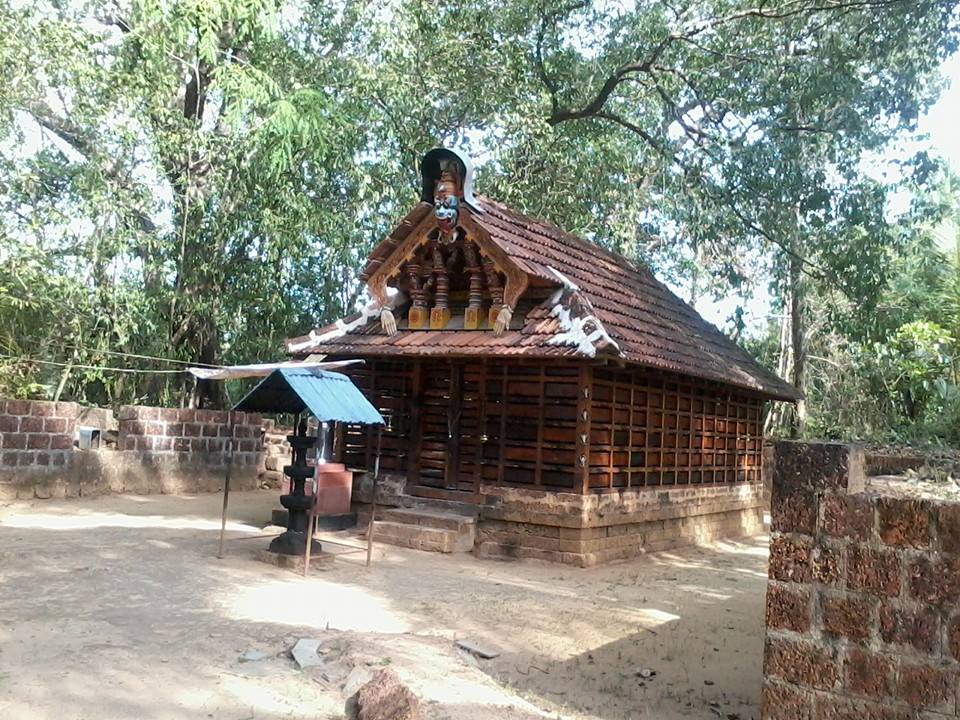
286, 148, 799, 566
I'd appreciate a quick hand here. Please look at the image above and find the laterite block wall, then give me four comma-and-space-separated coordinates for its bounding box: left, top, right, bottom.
763, 440, 960, 718
0, 399, 263, 500
475, 481, 766, 566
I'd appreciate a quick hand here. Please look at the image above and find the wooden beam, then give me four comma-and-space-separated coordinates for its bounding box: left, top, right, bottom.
407, 359, 423, 487
575, 365, 592, 494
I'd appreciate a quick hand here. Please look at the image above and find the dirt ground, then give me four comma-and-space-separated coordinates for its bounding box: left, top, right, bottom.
0, 491, 769, 720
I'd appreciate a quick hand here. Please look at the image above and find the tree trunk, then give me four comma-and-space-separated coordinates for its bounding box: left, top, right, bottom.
788, 229, 807, 438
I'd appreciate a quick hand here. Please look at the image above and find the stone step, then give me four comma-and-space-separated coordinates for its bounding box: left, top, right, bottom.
370, 520, 475, 553
379, 507, 475, 532
397, 495, 479, 517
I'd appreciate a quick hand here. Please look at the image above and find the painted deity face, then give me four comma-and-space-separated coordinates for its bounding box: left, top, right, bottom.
434, 182, 460, 237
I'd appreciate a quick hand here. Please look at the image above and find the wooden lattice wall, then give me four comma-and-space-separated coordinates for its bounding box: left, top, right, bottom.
587, 367, 764, 490
340, 359, 413, 474
338, 358, 764, 495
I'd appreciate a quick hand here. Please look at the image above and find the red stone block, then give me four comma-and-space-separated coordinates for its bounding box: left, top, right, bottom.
821, 592, 877, 642
183, 423, 202, 437
49, 434, 73, 450
812, 544, 844, 586
877, 497, 931, 548
157, 407, 180, 422
0, 433, 27, 450
812, 695, 913, 720
202, 424, 219, 437
36, 452, 50, 466
766, 583, 812, 633
173, 437, 190, 453
0, 415, 17, 432
822, 494, 848, 538
769, 534, 814, 583
1, 451, 17, 467
938, 503, 960, 556
19, 416, 43, 433
764, 637, 839, 691
27, 433, 50, 450
144, 421, 166, 436
761, 680, 812, 720
51, 452, 66, 466
153, 437, 173, 452
845, 494, 876, 541
844, 647, 895, 699
5, 400, 31, 415
773, 440, 858, 492
879, 602, 940, 655
42, 417, 67, 433
1, 433, 27, 449
189, 438, 206, 452
895, 662, 956, 710
123, 420, 146, 436
136, 406, 160, 420
30, 401, 55, 417
165, 423, 183, 437
948, 615, 960, 662
771, 486, 817, 535
54, 401, 79, 418
909, 556, 960, 608
846, 545, 901, 597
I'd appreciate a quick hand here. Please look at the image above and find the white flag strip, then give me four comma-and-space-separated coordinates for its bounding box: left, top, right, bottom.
186, 358, 363, 381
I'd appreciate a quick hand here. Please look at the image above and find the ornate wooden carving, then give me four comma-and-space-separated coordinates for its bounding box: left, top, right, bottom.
429, 240, 451, 329
464, 241, 484, 330
406, 259, 427, 329
365, 207, 529, 336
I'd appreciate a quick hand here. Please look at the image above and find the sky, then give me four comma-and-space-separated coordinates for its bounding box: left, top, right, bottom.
691, 51, 960, 336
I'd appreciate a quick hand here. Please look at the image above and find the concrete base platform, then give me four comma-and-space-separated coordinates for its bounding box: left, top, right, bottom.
256, 548, 335, 573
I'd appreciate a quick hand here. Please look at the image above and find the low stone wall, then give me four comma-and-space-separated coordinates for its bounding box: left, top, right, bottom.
762, 440, 960, 718
475, 482, 766, 566
0, 399, 263, 500
864, 452, 927, 477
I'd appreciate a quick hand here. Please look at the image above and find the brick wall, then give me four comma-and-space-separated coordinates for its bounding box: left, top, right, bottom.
117, 406, 261, 462
0, 399, 263, 500
763, 440, 960, 718
0, 400, 79, 474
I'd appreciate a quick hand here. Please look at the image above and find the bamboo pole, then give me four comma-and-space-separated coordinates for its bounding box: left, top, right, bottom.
366, 426, 383, 568
216, 409, 236, 559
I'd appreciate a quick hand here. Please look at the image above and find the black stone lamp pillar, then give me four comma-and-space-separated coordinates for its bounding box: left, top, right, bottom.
269, 417, 322, 556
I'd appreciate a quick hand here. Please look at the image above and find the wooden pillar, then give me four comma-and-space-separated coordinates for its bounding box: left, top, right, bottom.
482, 256, 503, 329
444, 361, 462, 489
407, 260, 427, 329
575, 365, 592, 494
534, 366, 545, 486
464, 242, 484, 330
407, 360, 423, 486
430, 242, 450, 329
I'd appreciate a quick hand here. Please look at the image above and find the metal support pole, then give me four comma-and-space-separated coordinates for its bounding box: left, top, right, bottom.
303, 486, 315, 577
366, 426, 383, 568
217, 410, 236, 559
303, 418, 322, 577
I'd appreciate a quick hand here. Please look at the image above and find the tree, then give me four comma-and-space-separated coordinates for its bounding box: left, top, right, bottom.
1, 0, 958, 420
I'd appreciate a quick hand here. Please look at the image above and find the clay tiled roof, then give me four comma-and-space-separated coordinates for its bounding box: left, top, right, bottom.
287, 195, 800, 401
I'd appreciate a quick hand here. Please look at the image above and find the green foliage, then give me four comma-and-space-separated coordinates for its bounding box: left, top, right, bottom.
1, 0, 959, 421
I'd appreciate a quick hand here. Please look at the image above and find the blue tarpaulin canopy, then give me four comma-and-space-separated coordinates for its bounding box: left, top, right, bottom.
232, 367, 384, 425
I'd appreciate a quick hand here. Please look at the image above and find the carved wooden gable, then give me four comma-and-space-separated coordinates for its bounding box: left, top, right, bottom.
365, 149, 528, 337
